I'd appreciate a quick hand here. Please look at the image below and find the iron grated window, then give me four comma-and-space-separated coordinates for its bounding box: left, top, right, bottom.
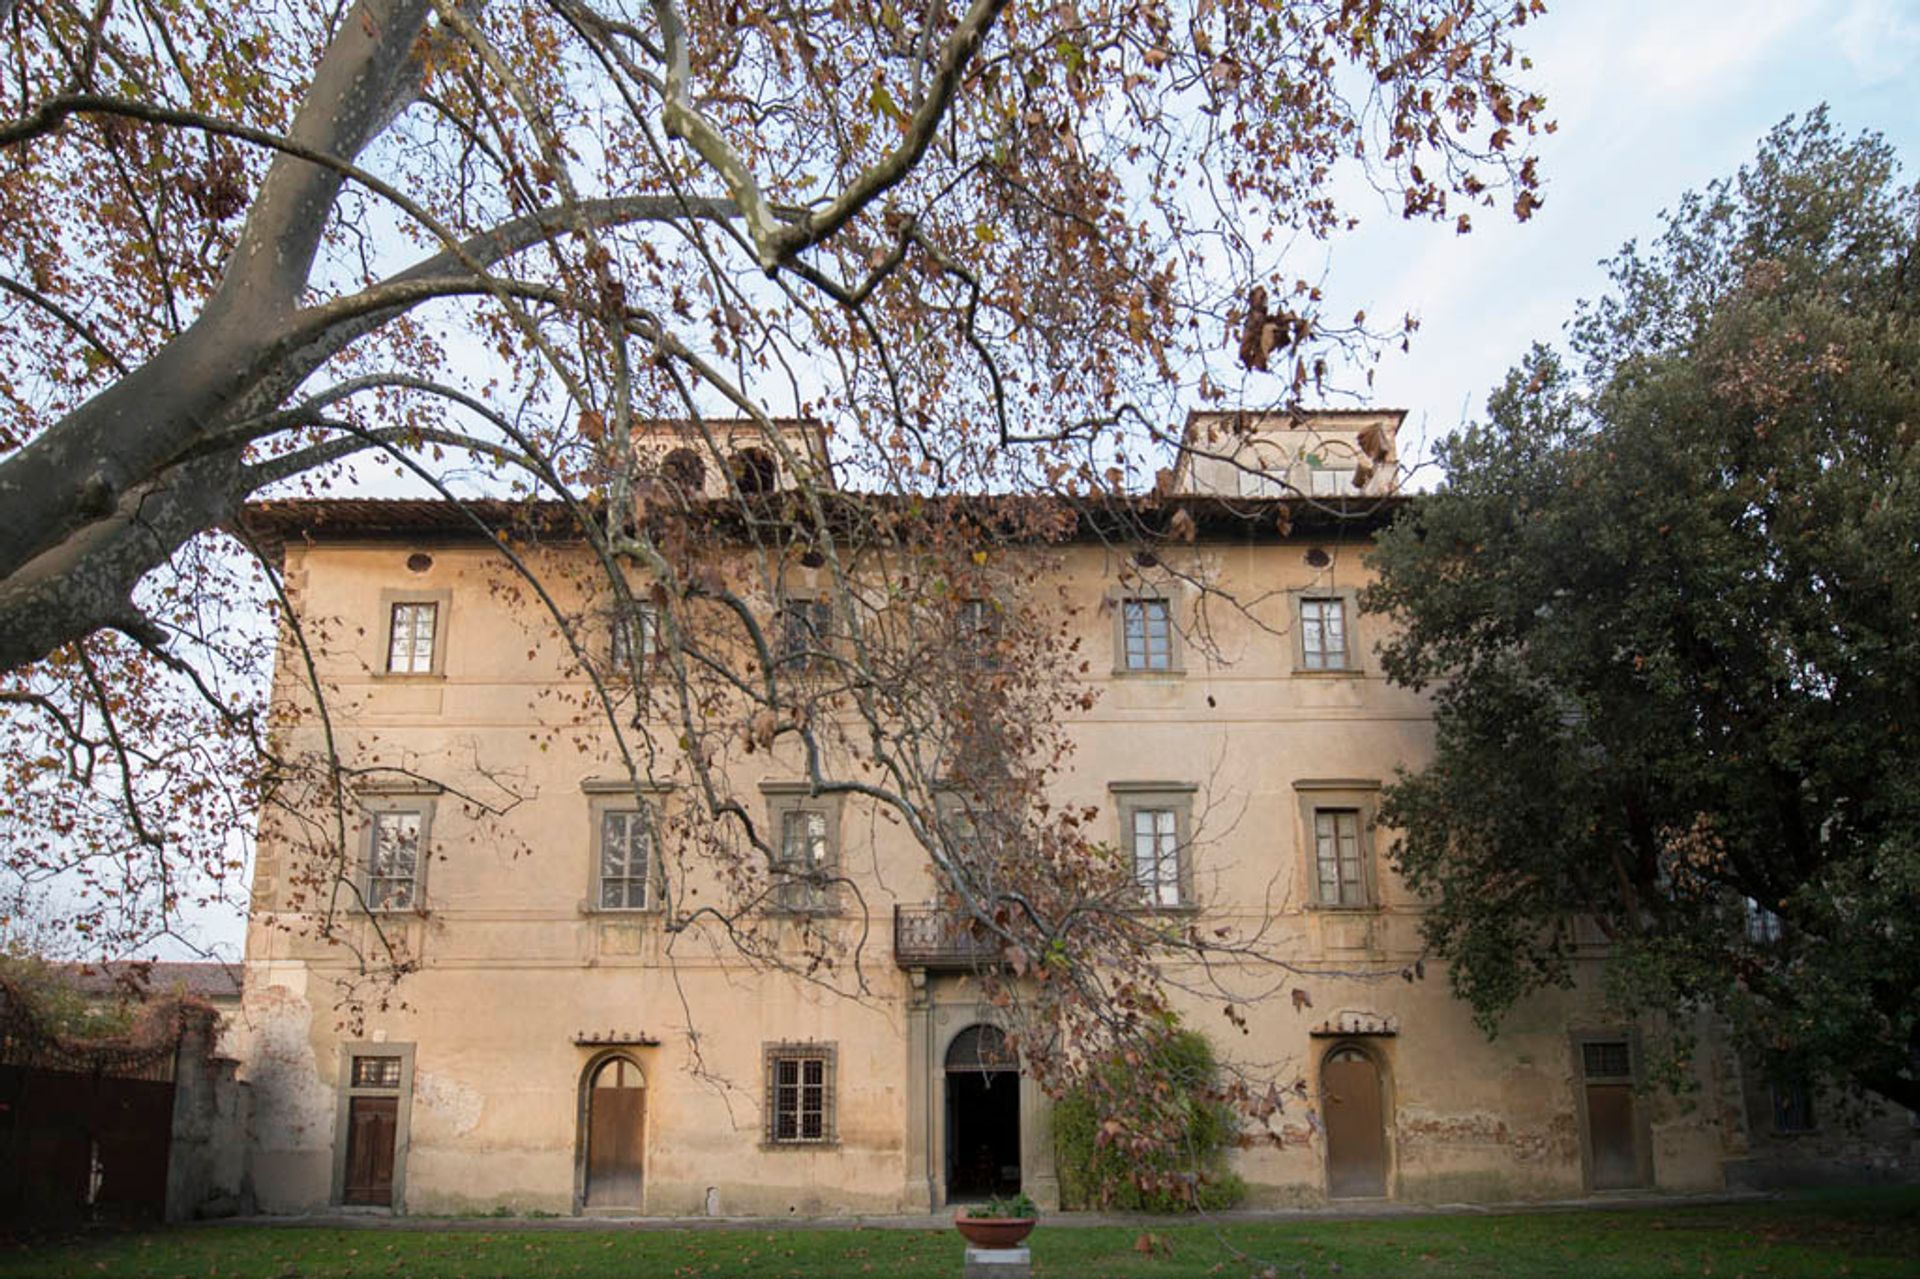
764, 1043, 836, 1145
351, 1055, 403, 1089
1582, 1040, 1633, 1081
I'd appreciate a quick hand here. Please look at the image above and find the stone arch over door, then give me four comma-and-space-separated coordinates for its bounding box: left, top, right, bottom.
574, 1052, 647, 1213
1321, 1041, 1389, 1199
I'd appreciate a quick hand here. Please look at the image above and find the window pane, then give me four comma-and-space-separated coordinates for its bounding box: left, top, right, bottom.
1132, 807, 1180, 906
1302, 598, 1347, 670
388, 602, 437, 673
599, 810, 650, 909
1314, 808, 1364, 906
1123, 599, 1172, 671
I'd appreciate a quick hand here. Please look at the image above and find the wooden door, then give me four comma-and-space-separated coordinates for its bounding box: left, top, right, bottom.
585, 1058, 646, 1208
1584, 1083, 1640, 1188
1322, 1046, 1387, 1199
1579, 1039, 1643, 1189
342, 1096, 398, 1205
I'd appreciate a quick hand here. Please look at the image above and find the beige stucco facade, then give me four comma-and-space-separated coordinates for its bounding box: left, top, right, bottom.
233, 416, 1911, 1216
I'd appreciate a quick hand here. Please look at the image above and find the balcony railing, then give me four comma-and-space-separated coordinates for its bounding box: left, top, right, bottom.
892, 905, 1003, 971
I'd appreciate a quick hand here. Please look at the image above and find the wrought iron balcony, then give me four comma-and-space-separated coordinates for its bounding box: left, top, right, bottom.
892, 905, 1004, 971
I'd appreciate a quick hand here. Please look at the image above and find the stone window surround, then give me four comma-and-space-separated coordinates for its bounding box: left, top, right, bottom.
377, 587, 452, 679
1294, 778, 1381, 911
581, 777, 675, 915
1109, 780, 1199, 910
330, 1039, 417, 1210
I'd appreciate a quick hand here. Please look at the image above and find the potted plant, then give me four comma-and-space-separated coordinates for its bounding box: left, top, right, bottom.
954, 1192, 1039, 1248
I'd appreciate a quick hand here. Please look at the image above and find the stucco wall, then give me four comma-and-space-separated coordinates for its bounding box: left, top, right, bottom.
238, 526, 1796, 1214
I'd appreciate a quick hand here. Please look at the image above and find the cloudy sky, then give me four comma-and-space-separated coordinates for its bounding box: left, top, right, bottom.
1332, 0, 1920, 475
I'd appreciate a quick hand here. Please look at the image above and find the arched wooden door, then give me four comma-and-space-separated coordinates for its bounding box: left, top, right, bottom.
584, 1056, 646, 1209
1321, 1045, 1387, 1199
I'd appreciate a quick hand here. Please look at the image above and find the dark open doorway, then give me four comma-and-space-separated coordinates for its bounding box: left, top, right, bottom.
945, 1025, 1020, 1201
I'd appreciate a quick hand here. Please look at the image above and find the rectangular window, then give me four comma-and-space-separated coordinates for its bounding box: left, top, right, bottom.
765, 1045, 835, 1145
368, 811, 423, 910
1132, 808, 1182, 907
1581, 1040, 1633, 1081
955, 599, 1002, 670
775, 809, 833, 911
387, 602, 439, 674
610, 603, 661, 672
776, 598, 833, 668
598, 809, 652, 910
1744, 897, 1785, 945
1121, 598, 1173, 671
1300, 598, 1350, 670
1309, 467, 1357, 497
1313, 808, 1367, 907
351, 1055, 404, 1089
1771, 1080, 1817, 1134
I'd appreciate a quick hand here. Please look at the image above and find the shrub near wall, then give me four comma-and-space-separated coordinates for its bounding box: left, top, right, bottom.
1053, 1030, 1248, 1211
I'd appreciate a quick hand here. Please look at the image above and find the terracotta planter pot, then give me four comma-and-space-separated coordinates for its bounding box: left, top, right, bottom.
954, 1213, 1037, 1248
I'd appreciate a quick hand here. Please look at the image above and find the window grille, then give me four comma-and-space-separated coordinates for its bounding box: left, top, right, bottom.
1582, 1040, 1633, 1081
351, 1056, 404, 1089
764, 1044, 835, 1144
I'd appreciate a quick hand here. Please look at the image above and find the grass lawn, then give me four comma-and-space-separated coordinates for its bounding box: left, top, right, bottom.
4, 1190, 1916, 1279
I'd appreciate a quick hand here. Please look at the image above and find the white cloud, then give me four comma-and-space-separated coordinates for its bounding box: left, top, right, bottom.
1623, 0, 1819, 96
1832, 0, 1920, 84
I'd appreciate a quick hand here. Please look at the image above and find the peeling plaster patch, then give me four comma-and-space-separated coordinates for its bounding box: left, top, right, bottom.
237, 986, 331, 1153
414, 1068, 483, 1136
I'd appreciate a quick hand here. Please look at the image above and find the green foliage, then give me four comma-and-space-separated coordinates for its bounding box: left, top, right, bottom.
0, 953, 133, 1041
1053, 1030, 1248, 1212
1366, 110, 1920, 1111
962, 1191, 1039, 1219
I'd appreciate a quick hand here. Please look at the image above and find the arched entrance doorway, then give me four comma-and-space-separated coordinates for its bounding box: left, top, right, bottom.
945, 1024, 1020, 1201
1321, 1043, 1388, 1198
582, 1055, 646, 1209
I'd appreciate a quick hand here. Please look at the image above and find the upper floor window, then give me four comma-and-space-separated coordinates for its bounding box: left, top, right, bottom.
775, 597, 833, 669
764, 783, 841, 913
367, 809, 426, 911
1309, 467, 1357, 497
1131, 807, 1182, 907
1312, 808, 1368, 907
610, 602, 662, 673
387, 602, 438, 674
1744, 897, 1786, 945
954, 598, 1002, 670
1299, 596, 1352, 671
1771, 1079, 1817, 1134
597, 808, 654, 910
764, 1043, 836, 1145
1110, 781, 1196, 908
1120, 597, 1175, 672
